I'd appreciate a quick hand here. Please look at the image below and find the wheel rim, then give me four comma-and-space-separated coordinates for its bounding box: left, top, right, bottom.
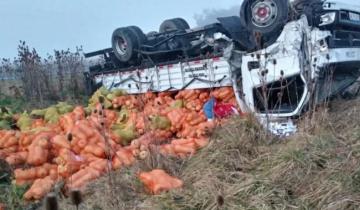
115, 36, 128, 56
250, 0, 278, 28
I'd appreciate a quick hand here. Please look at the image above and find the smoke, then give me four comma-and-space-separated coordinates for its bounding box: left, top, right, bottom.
193, 5, 240, 26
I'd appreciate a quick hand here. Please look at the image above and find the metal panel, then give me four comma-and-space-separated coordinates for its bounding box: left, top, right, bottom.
97, 57, 233, 94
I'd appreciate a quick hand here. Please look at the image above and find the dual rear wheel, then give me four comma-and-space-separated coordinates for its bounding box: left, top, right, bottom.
112, 18, 189, 62
112, 26, 145, 62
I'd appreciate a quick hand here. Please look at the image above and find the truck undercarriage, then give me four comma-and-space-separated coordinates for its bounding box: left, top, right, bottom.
85, 0, 360, 136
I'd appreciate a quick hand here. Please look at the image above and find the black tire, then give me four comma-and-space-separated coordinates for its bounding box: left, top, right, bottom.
112, 27, 140, 62
127, 26, 146, 44
240, 0, 289, 37
176, 18, 191, 30
159, 18, 190, 33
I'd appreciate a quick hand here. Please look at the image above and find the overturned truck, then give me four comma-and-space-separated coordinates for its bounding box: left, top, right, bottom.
85, 0, 360, 136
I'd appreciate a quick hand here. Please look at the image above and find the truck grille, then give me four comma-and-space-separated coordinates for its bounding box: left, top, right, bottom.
336, 10, 360, 30
327, 30, 360, 48
340, 10, 360, 22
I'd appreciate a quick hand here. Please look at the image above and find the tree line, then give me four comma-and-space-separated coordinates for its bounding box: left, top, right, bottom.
0, 41, 88, 106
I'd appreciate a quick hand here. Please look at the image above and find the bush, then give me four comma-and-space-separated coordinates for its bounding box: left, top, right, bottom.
0, 41, 87, 108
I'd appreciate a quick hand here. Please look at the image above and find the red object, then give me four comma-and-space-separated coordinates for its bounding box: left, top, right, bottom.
214, 103, 237, 118
257, 7, 268, 18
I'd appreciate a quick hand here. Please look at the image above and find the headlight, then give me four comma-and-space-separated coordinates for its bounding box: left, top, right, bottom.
319, 12, 336, 26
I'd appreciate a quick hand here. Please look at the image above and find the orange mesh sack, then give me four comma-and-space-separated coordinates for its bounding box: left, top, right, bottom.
139, 169, 183, 194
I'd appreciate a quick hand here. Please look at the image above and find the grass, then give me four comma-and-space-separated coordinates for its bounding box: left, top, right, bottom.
0, 94, 27, 113
0, 160, 32, 210
0, 93, 89, 113
0, 184, 30, 210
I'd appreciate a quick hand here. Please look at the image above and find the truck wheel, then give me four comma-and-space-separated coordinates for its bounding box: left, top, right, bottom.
159, 18, 190, 33
127, 26, 146, 44
240, 0, 289, 37
112, 27, 140, 62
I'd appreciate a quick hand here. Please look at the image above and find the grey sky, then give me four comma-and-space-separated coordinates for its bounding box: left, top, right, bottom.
0, 0, 359, 59
0, 0, 240, 59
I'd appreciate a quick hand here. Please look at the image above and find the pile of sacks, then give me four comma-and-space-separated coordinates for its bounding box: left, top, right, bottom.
0, 87, 239, 200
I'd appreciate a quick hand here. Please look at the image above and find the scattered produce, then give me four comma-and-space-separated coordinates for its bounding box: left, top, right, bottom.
139, 169, 183, 194
31, 102, 74, 123
0, 87, 239, 201
6, 151, 28, 165
14, 163, 57, 186
16, 112, 32, 131
24, 176, 56, 200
